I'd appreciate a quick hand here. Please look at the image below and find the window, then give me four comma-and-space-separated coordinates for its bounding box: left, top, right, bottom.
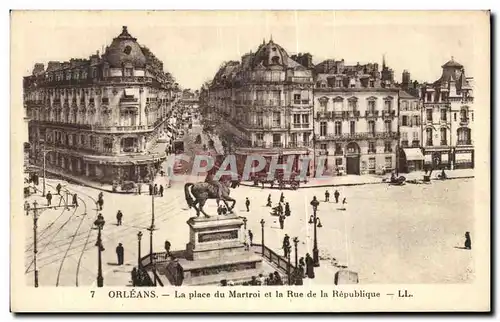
336, 158, 343, 165
368, 100, 376, 112
103, 138, 113, 152
257, 112, 264, 126
334, 121, 342, 135
80, 134, 86, 147
426, 93, 432, 102
426, 109, 433, 122
402, 115, 409, 126
368, 120, 376, 134
426, 128, 433, 146
348, 100, 357, 111
256, 133, 264, 141
319, 99, 327, 110
124, 68, 133, 77
293, 94, 301, 103
320, 143, 327, 150
385, 156, 392, 168
290, 133, 297, 144
368, 141, 376, 153
92, 68, 97, 78
320, 121, 327, 136
457, 128, 471, 145
384, 100, 392, 111
384, 141, 392, 152
336, 80, 342, 87
441, 92, 448, 101
401, 132, 408, 140
440, 109, 447, 121
303, 133, 309, 145
335, 143, 342, 155
471, 113, 474, 122
440, 128, 447, 145
368, 157, 376, 169
454, 112, 457, 121
273, 134, 281, 147
384, 120, 392, 133
292, 114, 300, 125
369, 80, 374, 87
460, 108, 468, 121
273, 112, 281, 127
123, 46, 132, 55
66, 72, 71, 80
301, 114, 309, 126
412, 115, 420, 126
402, 101, 408, 111
350, 121, 356, 135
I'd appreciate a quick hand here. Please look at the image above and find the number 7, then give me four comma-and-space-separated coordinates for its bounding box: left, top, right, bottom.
90, 291, 95, 298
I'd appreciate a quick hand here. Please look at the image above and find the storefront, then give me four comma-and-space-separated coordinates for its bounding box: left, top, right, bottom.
423, 148, 452, 170
454, 149, 474, 169
401, 148, 425, 173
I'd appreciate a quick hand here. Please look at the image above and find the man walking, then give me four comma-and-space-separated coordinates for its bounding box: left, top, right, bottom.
325, 190, 330, 202
285, 202, 291, 217
165, 240, 171, 257
116, 243, 124, 265
279, 192, 285, 203
154, 184, 158, 196
159, 184, 164, 197
310, 196, 319, 212
97, 197, 104, 211
149, 183, 153, 196
72, 193, 78, 207
334, 190, 340, 204
56, 183, 62, 195
245, 197, 250, 212
116, 210, 123, 226
266, 194, 272, 207
279, 213, 286, 230
248, 230, 253, 246
46, 191, 52, 206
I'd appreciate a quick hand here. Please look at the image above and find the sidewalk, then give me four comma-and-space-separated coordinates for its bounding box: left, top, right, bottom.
240, 168, 475, 189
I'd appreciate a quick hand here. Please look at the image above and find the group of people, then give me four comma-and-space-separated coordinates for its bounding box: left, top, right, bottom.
267, 192, 291, 229
147, 183, 165, 197
130, 267, 153, 287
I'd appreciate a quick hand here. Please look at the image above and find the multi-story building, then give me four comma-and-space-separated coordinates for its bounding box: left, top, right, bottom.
397, 70, 424, 173
313, 58, 400, 175
206, 39, 315, 174
23, 26, 179, 184
421, 58, 474, 170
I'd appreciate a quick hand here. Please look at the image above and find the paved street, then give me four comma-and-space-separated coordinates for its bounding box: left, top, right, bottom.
24, 173, 474, 286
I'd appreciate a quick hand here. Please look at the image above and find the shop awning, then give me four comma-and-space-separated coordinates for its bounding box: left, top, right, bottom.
403, 148, 424, 161
455, 151, 472, 163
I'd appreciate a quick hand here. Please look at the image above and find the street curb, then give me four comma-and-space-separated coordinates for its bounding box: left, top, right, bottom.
239, 175, 474, 189
44, 169, 135, 194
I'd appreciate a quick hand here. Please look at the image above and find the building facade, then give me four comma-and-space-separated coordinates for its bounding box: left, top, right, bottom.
206, 39, 315, 174
313, 58, 400, 175
24, 26, 179, 184
421, 58, 474, 170
397, 70, 424, 173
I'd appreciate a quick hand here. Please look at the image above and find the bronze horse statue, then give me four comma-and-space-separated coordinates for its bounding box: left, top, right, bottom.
184, 181, 236, 218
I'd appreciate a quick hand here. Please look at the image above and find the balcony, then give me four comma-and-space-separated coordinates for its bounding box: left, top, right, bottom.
367, 149, 376, 154
316, 131, 398, 141
440, 140, 448, 146
101, 98, 109, 105
32, 120, 92, 130
365, 110, 379, 118
426, 118, 433, 124
426, 140, 433, 147
382, 110, 396, 119
457, 140, 472, 146
460, 117, 469, 126
120, 97, 139, 103
401, 140, 409, 148
292, 99, 311, 105
384, 148, 393, 153
292, 123, 310, 129
287, 141, 311, 149
334, 150, 343, 156
411, 140, 420, 147
272, 142, 283, 148
316, 111, 331, 119
333, 111, 343, 119
348, 110, 361, 118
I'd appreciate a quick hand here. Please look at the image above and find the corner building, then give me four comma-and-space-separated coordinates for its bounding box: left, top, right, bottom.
24, 26, 178, 184
421, 58, 474, 169
207, 39, 315, 174
313, 59, 399, 175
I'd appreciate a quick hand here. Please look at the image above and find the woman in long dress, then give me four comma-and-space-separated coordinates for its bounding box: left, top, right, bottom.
305, 253, 315, 279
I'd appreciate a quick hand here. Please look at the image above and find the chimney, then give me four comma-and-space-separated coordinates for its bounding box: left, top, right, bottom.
402, 70, 411, 88
32, 63, 45, 76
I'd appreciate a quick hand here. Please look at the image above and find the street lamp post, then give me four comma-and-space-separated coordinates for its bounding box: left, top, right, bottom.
312, 208, 320, 267
32, 201, 39, 288
286, 245, 292, 285
147, 192, 157, 286
137, 231, 143, 268
293, 237, 299, 268
41, 149, 50, 197
94, 216, 105, 287
260, 219, 265, 256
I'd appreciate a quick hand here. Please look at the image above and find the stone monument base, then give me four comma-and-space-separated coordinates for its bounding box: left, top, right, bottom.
165, 213, 263, 286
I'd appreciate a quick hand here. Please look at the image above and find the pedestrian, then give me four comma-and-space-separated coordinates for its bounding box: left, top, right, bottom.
98, 192, 104, 201
310, 196, 319, 212
325, 190, 330, 202
299, 257, 306, 277
116, 243, 124, 265
149, 184, 153, 196
56, 183, 62, 195
217, 205, 223, 216
342, 197, 347, 208
160, 170, 165, 177
266, 194, 272, 207
282, 234, 290, 257
266, 273, 275, 285
97, 197, 104, 211
46, 191, 52, 206
222, 205, 227, 215
285, 202, 291, 217
280, 192, 285, 203
131, 267, 138, 287
248, 230, 253, 246
258, 273, 266, 285
245, 197, 250, 212
279, 213, 285, 230
273, 271, 283, 285
305, 253, 315, 279
159, 184, 164, 197
334, 190, 340, 203
137, 182, 142, 195
165, 240, 171, 257
116, 210, 123, 226
97, 213, 104, 221
464, 232, 472, 250
72, 193, 78, 207
154, 184, 158, 195
278, 202, 284, 216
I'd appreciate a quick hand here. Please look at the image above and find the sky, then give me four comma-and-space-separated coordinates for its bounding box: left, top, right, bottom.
12, 11, 482, 90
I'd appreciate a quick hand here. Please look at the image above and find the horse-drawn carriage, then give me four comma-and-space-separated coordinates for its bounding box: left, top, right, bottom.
252, 171, 302, 190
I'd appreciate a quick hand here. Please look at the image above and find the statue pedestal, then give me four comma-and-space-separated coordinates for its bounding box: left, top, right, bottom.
168, 213, 263, 285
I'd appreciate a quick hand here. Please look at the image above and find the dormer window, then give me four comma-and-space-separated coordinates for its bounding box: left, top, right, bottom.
123, 46, 132, 55
271, 56, 280, 64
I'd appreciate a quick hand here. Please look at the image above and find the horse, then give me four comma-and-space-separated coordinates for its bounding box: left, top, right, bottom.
184, 181, 236, 218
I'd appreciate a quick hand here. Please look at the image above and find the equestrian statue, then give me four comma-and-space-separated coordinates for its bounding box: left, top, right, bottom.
184, 174, 236, 218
